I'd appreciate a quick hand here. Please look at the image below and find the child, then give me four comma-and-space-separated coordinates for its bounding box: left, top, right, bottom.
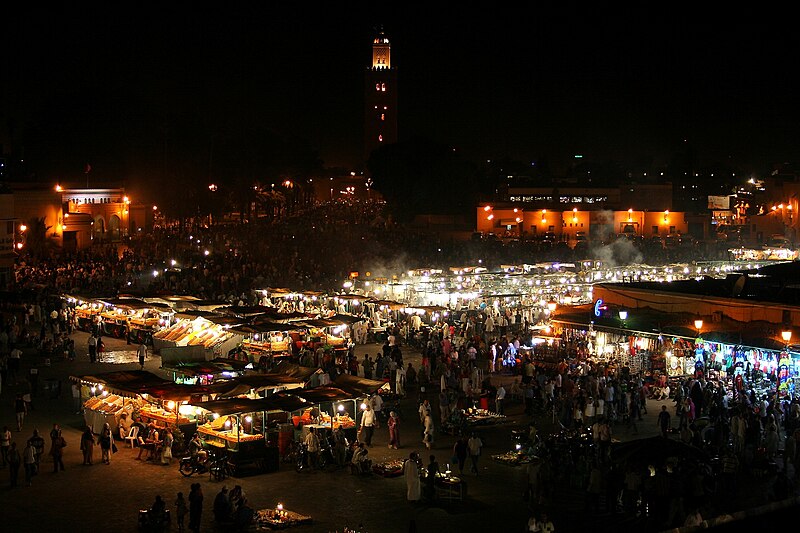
175, 492, 188, 532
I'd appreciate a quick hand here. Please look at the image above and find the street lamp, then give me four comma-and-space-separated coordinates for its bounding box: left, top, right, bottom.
782, 330, 792, 349
618, 310, 628, 321
694, 319, 703, 337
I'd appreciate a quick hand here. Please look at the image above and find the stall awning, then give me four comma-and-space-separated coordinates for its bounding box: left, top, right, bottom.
139, 382, 212, 401
327, 313, 366, 325
269, 361, 323, 382
333, 374, 390, 397
191, 395, 311, 415
70, 370, 172, 397
291, 386, 356, 403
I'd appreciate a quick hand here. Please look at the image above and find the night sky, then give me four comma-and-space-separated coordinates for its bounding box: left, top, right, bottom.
2, 5, 798, 196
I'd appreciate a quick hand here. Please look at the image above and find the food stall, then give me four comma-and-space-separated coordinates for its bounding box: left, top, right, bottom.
230, 322, 306, 364
289, 387, 360, 444
71, 296, 173, 344
70, 370, 174, 434
189, 396, 308, 474
152, 312, 243, 360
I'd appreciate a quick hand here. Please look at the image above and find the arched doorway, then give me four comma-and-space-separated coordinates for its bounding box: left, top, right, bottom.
93, 216, 106, 241
108, 215, 121, 241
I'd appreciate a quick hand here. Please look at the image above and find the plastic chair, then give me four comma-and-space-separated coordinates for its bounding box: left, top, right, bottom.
125, 425, 139, 448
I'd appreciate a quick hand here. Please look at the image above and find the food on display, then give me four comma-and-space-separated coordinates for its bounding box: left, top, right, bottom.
372, 459, 404, 477
197, 415, 263, 443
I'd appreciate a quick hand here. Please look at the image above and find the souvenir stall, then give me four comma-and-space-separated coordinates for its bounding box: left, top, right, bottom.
189, 396, 308, 473
663, 337, 697, 377
152, 312, 243, 360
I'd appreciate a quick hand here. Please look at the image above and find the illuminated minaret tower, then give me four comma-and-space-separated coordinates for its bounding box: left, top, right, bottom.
364, 29, 398, 165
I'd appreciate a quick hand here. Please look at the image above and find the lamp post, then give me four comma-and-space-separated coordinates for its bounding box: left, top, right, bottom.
782, 330, 792, 350
694, 319, 703, 338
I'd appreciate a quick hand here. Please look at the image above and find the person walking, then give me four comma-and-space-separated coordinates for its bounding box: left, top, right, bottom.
496, 384, 506, 415
23, 440, 36, 486
7, 441, 21, 487
175, 492, 188, 532
80, 425, 95, 465
304, 427, 320, 469
99, 423, 113, 464
188, 482, 204, 533
404, 452, 421, 501
88, 335, 97, 363
467, 432, 483, 475
49, 428, 66, 472
388, 411, 400, 449
14, 394, 27, 432
453, 436, 468, 475
1, 425, 10, 467
423, 414, 435, 450
137, 341, 147, 370
657, 405, 672, 438
360, 403, 376, 447
27, 428, 45, 473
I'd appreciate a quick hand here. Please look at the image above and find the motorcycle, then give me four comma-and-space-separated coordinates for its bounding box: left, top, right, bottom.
295, 439, 333, 472
179, 452, 230, 480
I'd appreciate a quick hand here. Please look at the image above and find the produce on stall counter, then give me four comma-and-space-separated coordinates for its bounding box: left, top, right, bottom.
372, 459, 404, 477
84, 394, 126, 415
139, 403, 191, 425
154, 318, 233, 348
197, 415, 263, 443
294, 408, 356, 429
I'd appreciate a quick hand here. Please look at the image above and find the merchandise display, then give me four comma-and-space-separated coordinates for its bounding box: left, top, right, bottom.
197, 415, 264, 445
372, 459, 404, 477
153, 317, 233, 348
254, 507, 312, 529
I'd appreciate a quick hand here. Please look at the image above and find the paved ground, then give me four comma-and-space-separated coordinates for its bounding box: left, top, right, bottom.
0, 320, 792, 533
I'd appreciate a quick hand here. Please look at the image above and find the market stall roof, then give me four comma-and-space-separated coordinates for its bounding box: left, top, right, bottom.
97, 298, 172, 310
264, 392, 312, 413
70, 370, 172, 396
161, 361, 235, 377
332, 374, 390, 396
294, 318, 345, 328
326, 313, 366, 325
206, 380, 254, 398
170, 312, 245, 327
230, 322, 308, 335
339, 294, 372, 300
261, 310, 313, 321
290, 386, 355, 403
368, 299, 406, 310
268, 361, 323, 382
217, 305, 276, 317
190, 397, 306, 416
211, 357, 251, 372
139, 382, 212, 401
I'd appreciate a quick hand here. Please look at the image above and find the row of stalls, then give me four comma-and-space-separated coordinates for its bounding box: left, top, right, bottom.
70, 367, 390, 474
63, 294, 235, 345
66, 295, 174, 345
549, 304, 800, 398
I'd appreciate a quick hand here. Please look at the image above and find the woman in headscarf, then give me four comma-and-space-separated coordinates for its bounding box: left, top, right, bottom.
387, 411, 400, 449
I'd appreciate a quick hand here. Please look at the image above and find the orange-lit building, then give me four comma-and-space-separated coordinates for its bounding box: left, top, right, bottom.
476, 204, 690, 242
6, 183, 152, 252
